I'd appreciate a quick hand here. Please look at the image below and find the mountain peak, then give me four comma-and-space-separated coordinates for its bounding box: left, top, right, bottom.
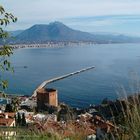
30, 22, 67, 30
49, 21, 65, 26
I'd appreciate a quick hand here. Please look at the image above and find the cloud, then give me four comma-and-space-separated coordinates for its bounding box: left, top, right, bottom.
63, 15, 140, 27
61, 15, 140, 36
2, 0, 140, 21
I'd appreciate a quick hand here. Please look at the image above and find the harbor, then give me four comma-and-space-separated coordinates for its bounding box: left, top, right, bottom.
32, 66, 95, 97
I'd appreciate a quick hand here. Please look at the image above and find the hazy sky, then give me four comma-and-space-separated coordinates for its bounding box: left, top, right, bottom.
1, 0, 140, 36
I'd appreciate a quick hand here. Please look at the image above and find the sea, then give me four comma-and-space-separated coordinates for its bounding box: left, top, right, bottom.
2, 43, 140, 108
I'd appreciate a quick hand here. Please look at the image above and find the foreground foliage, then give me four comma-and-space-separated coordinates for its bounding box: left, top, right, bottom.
0, 5, 17, 89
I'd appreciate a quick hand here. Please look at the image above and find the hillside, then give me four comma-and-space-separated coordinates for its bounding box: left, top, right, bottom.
8, 30, 24, 37
7, 21, 140, 44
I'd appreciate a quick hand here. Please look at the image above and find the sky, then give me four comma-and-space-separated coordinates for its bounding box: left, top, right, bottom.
1, 0, 140, 36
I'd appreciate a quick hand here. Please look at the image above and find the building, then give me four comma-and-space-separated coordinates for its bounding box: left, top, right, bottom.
37, 88, 58, 110
33, 114, 57, 122
0, 98, 11, 105
87, 134, 96, 140
0, 113, 16, 137
0, 113, 16, 127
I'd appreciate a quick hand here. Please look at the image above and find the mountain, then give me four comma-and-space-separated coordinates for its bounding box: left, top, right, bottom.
7, 22, 140, 44
8, 30, 24, 37
10, 22, 99, 44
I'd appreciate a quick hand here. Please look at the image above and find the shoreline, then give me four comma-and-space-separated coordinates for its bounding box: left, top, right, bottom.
9, 42, 140, 49
10, 42, 95, 49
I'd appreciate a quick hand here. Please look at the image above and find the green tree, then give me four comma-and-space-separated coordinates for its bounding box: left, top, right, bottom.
16, 112, 21, 126
0, 5, 17, 89
5, 103, 13, 112
2, 92, 7, 98
21, 113, 26, 126
11, 97, 19, 112
57, 104, 75, 121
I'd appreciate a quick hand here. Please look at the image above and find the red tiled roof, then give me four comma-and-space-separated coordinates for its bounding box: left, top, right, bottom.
0, 113, 15, 118
30, 114, 116, 137
0, 118, 14, 126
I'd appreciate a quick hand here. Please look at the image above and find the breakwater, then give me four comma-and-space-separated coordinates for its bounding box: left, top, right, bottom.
32, 66, 95, 97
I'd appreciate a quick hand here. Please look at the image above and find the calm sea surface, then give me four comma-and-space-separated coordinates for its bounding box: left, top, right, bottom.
3, 44, 140, 107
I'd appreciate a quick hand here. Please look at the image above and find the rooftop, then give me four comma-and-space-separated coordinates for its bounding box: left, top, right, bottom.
0, 118, 14, 127
0, 113, 15, 118
37, 88, 57, 94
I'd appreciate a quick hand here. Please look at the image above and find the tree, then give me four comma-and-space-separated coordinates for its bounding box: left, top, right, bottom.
21, 113, 26, 126
0, 5, 17, 89
16, 112, 21, 126
5, 103, 13, 112
57, 104, 75, 121
11, 97, 19, 112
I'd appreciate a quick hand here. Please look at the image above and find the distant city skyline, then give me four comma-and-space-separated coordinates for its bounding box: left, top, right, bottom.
1, 0, 140, 36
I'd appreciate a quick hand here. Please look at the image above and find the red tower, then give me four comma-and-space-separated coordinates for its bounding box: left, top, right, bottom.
37, 88, 58, 110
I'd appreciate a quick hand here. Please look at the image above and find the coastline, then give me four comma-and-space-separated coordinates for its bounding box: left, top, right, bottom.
9, 42, 140, 50
10, 42, 95, 49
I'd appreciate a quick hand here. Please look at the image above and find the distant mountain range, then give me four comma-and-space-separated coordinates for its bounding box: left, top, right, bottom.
9, 30, 24, 37
6, 21, 140, 44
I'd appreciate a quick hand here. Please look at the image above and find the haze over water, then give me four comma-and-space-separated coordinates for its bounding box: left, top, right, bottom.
3, 44, 140, 108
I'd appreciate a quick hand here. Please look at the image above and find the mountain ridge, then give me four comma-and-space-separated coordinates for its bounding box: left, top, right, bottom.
7, 21, 140, 44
